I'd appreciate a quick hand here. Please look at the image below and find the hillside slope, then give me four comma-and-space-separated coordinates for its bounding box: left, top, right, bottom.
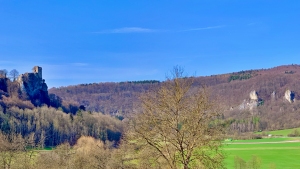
49, 65, 300, 131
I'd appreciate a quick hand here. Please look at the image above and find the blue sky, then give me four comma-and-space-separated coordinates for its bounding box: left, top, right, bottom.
1, 1, 300, 88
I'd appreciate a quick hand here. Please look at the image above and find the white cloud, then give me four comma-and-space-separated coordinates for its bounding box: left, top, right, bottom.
93, 25, 225, 34
180, 25, 226, 32
94, 27, 155, 34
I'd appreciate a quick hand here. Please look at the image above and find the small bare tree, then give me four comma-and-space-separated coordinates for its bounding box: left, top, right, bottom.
9, 69, 19, 81
0, 133, 26, 169
128, 66, 225, 169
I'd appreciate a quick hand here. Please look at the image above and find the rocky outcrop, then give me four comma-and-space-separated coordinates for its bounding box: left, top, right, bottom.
17, 66, 50, 106
238, 90, 259, 110
284, 90, 295, 103
249, 90, 258, 100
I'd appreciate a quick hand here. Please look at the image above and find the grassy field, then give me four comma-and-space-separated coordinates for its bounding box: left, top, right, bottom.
228, 137, 291, 143
224, 138, 300, 169
255, 127, 300, 136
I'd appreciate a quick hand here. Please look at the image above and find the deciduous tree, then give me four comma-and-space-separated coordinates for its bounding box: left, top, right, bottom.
9, 69, 19, 81
129, 66, 225, 169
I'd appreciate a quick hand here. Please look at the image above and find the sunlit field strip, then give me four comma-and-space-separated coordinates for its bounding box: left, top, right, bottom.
224, 140, 300, 169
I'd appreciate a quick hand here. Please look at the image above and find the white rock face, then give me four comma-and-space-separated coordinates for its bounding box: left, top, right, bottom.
238, 91, 259, 110
249, 90, 258, 100
285, 90, 295, 103
248, 100, 258, 110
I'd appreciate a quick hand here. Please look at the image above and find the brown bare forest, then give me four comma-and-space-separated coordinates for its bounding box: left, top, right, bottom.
50, 64, 300, 133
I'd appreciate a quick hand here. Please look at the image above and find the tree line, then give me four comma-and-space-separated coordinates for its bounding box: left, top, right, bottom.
0, 69, 19, 81
0, 106, 123, 147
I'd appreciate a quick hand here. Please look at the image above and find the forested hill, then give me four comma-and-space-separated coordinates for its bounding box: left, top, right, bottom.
49, 80, 161, 114
0, 67, 124, 147
50, 64, 300, 113
193, 64, 300, 107
49, 64, 300, 131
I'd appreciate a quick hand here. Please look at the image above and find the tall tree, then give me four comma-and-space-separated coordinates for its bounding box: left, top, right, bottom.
129, 66, 225, 169
9, 69, 19, 81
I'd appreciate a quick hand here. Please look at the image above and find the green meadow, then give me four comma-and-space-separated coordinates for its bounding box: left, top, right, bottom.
224, 138, 300, 169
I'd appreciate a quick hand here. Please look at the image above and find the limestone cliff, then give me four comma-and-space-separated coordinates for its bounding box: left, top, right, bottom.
249, 90, 258, 100
17, 66, 50, 106
238, 90, 259, 111
284, 90, 295, 103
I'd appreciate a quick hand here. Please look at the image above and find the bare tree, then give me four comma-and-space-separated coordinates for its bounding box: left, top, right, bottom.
9, 69, 19, 81
0, 69, 8, 78
0, 133, 26, 169
128, 66, 225, 169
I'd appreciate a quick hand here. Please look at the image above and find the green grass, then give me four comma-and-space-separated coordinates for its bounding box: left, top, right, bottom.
223, 139, 300, 169
43, 147, 54, 150
256, 127, 300, 136
225, 137, 296, 143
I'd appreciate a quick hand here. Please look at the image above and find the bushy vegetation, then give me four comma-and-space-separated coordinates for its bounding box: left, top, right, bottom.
0, 134, 137, 169
228, 73, 253, 82
287, 129, 300, 137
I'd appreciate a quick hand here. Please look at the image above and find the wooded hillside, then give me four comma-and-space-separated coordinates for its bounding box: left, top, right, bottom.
49, 64, 300, 132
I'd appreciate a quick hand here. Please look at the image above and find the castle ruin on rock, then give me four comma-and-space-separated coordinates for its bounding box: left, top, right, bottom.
17, 66, 50, 106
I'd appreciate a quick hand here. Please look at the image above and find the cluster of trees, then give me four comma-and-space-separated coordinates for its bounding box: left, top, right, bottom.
234, 155, 262, 169
0, 106, 123, 147
234, 155, 278, 169
0, 134, 135, 169
0, 69, 19, 81
287, 129, 300, 137
119, 80, 160, 84
284, 70, 295, 74
228, 73, 253, 82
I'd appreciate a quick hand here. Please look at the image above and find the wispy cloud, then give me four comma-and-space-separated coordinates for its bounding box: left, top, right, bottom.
94, 27, 156, 34
93, 25, 225, 34
179, 25, 226, 32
